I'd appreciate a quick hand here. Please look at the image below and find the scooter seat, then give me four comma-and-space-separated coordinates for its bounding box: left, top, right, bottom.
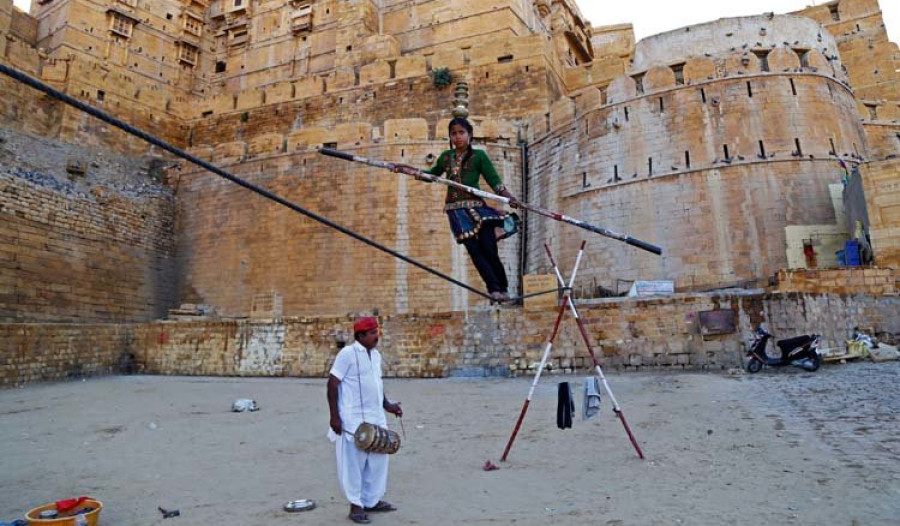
777, 335, 813, 352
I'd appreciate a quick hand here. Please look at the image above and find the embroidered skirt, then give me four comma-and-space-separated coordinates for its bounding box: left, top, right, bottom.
445, 204, 512, 244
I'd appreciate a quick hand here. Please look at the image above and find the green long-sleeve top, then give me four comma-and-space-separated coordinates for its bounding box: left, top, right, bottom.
425, 148, 506, 207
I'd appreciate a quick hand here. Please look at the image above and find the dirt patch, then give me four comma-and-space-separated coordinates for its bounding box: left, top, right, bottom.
1, 363, 898, 525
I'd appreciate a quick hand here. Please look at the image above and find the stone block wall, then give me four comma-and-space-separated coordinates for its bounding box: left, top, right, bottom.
795, 0, 900, 101
3, 291, 898, 387
173, 142, 522, 318
572, 72, 863, 172
0, 174, 177, 322
0, 74, 63, 138
589, 23, 635, 62
0, 0, 897, 332
0, 130, 177, 323
632, 15, 843, 80
763, 292, 900, 346
381, 0, 535, 57
0, 0, 11, 57
862, 158, 900, 267
862, 121, 900, 161
33, 0, 207, 91
10, 5, 37, 44
130, 317, 465, 378
526, 67, 864, 293
3, 0, 204, 151
0, 54, 191, 155
48, 56, 192, 154
3, 37, 40, 73
531, 159, 851, 292
564, 56, 626, 95
504, 8, 896, 302
1, 0, 40, 75
0, 323, 130, 387
106, 0, 556, 94
775, 268, 897, 294
186, 38, 554, 148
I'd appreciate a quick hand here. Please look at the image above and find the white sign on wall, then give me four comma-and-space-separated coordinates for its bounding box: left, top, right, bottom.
627, 280, 675, 297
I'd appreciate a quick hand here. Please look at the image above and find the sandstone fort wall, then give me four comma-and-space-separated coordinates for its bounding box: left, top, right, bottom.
526, 63, 866, 291
0, 130, 177, 323
862, 158, 900, 267
2, 291, 898, 387
174, 141, 522, 317
0, 0, 898, 369
794, 0, 900, 102
1, 0, 896, 318
0, 322, 129, 386
0, 173, 176, 323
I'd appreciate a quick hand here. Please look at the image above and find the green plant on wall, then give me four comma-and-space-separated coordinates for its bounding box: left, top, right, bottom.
429, 67, 453, 89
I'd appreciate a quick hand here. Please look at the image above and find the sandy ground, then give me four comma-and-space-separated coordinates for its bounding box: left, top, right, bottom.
2, 362, 898, 525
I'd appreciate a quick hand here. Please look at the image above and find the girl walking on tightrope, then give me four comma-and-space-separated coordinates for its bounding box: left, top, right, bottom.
395, 117, 520, 302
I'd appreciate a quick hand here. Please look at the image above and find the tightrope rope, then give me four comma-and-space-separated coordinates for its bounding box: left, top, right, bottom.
0, 63, 492, 300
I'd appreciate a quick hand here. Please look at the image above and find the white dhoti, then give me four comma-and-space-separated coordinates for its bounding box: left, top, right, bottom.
329, 341, 391, 508
335, 433, 389, 508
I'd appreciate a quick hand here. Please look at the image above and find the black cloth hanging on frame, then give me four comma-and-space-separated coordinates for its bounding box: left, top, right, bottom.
557, 382, 574, 429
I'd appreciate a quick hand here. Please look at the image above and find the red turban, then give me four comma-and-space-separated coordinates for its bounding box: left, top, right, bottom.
353, 317, 378, 333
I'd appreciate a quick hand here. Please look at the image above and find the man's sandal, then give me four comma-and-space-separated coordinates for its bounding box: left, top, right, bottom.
348, 512, 371, 524
364, 501, 397, 512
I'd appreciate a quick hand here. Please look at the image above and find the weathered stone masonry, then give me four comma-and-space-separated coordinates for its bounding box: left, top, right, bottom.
174, 141, 522, 317
1, 0, 897, 319
2, 291, 898, 387
0, 131, 177, 323
0, 0, 898, 388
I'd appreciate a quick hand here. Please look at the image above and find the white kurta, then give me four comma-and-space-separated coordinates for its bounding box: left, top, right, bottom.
328, 341, 389, 508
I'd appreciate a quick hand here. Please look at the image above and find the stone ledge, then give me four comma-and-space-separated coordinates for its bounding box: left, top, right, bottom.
4, 291, 897, 387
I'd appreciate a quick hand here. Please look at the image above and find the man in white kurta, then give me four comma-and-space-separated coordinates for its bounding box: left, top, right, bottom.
328, 317, 402, 524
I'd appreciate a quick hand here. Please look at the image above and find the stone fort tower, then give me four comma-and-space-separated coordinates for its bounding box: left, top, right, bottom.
0, 0, 898, 322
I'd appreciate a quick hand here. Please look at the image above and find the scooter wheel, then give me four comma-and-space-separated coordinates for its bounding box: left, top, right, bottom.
746, 359, 762, 374
807, 354, 822, 372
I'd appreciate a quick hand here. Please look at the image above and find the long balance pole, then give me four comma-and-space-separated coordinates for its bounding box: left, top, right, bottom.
318, 148, 662, 256
545, 244, 645, 459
